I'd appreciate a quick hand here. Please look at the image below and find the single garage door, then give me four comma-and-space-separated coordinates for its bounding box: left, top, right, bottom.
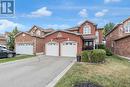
15, 43, 33, 55
45, 42, 59, 56
61, 41, 77, 57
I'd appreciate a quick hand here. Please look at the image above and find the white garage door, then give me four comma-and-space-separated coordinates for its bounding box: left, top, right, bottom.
16, 43, 33, 55
61, 41, 77, 57
45, 42, 59, 56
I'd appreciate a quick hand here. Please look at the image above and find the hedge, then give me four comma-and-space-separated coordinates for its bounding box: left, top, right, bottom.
81, 49, 106, 63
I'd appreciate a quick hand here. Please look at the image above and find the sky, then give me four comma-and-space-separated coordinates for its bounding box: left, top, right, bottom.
0, 0, 130, 33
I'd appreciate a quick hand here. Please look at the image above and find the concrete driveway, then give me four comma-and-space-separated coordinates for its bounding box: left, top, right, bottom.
0, 55, 75, 87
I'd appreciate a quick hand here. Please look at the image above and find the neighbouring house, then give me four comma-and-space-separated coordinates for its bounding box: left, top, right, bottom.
0, 32, 9, 47
106, 17, 130, 58
15, 20, 103, 57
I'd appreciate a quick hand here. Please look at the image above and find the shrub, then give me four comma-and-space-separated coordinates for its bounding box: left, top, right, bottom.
105, 48, 113, 56
97, 44, 106, 49
81, 51, 91, 62
91, 49, 106, 63
81, 49, 106, 63
96, 44, 113, 56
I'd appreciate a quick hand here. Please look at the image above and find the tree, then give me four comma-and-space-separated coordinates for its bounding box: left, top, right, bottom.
103, 22, 115, 35
7, 27, 19, 50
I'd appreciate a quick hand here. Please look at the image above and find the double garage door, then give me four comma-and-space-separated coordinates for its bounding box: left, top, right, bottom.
45, 41, 77, 57
15, 43, 33, 55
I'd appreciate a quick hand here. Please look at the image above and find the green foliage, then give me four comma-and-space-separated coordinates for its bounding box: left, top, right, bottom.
105, 48, 113, 56
97, 44, 106, 49
104, 22, 115, 35
55, 56, 130, 87
81, 51, 91, 62
91, 49, 106, 63
96, 44, 113, 56
7, 27, 19, 50
81, 49, 106, 63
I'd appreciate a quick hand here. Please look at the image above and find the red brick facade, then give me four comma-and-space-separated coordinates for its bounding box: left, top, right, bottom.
106, 17, 130, 58
43, 31, 83, 55
114, 36, 130, 57
79, 21, 96, 35
15, 20, 103, 55
0, 33, 9, 47
0, 38, 7, 46
35, 37, 44, 53
15, 32, 46, 54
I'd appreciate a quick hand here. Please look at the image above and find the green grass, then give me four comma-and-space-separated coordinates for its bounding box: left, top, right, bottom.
55, 55, 130, 87
0, 55, 35, 63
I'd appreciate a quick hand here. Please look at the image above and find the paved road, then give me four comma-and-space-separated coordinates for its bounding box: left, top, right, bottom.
0, 55, 75, 87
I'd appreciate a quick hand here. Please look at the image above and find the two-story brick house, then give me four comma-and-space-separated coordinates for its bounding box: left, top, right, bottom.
15, 20, 103, 57
106, 17, 130, 58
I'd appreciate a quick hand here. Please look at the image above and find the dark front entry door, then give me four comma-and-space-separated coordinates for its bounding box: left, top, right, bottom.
84, 41, 93, 50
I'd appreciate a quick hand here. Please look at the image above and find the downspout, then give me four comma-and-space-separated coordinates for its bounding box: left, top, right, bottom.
34, 37, 37, 55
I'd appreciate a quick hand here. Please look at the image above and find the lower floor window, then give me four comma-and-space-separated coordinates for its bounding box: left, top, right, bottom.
85, 41, 93, 46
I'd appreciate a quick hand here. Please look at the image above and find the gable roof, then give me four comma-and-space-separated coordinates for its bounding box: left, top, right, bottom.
43, 30, 81, 38
65, 20, 97, 31
115, 34, 130, 41
105, 17, 130, 37
65, 26, 79, 31
15, 32, 32, 38
121, 17, 130, 24
105, 24, 122, 37
80, 20, 97, 26
28, 25, 54, 33
15, 32, 43, 38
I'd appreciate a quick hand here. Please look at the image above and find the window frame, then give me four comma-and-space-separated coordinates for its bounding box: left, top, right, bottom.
124, 21, 130, 33
83, 25, 91, 34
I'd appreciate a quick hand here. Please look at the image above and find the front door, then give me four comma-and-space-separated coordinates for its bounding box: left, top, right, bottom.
84, 41, 93, 50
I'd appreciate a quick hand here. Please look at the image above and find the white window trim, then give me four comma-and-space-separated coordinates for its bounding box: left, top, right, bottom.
83, 25, 91, 34
124, 21, 130, 33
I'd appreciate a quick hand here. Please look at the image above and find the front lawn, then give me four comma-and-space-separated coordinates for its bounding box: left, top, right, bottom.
55, 56, 130, 87
0, 55, 35, 63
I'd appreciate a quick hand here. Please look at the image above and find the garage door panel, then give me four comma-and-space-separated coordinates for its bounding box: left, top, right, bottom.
16, 44, 33, 55
45, 42, 59, 56
61, 41, 77, 57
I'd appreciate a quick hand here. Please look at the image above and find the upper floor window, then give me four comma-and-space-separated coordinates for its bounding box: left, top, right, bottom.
83, 25, 91, 34
124, 21, 130, 33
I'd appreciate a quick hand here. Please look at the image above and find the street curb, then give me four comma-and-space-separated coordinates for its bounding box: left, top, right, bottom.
116, 55, 130, 61
46, 60, 76, 87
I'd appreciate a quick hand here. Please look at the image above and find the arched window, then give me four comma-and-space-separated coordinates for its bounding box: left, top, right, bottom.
83, 25, 91, 34
124, 21, 130, 33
